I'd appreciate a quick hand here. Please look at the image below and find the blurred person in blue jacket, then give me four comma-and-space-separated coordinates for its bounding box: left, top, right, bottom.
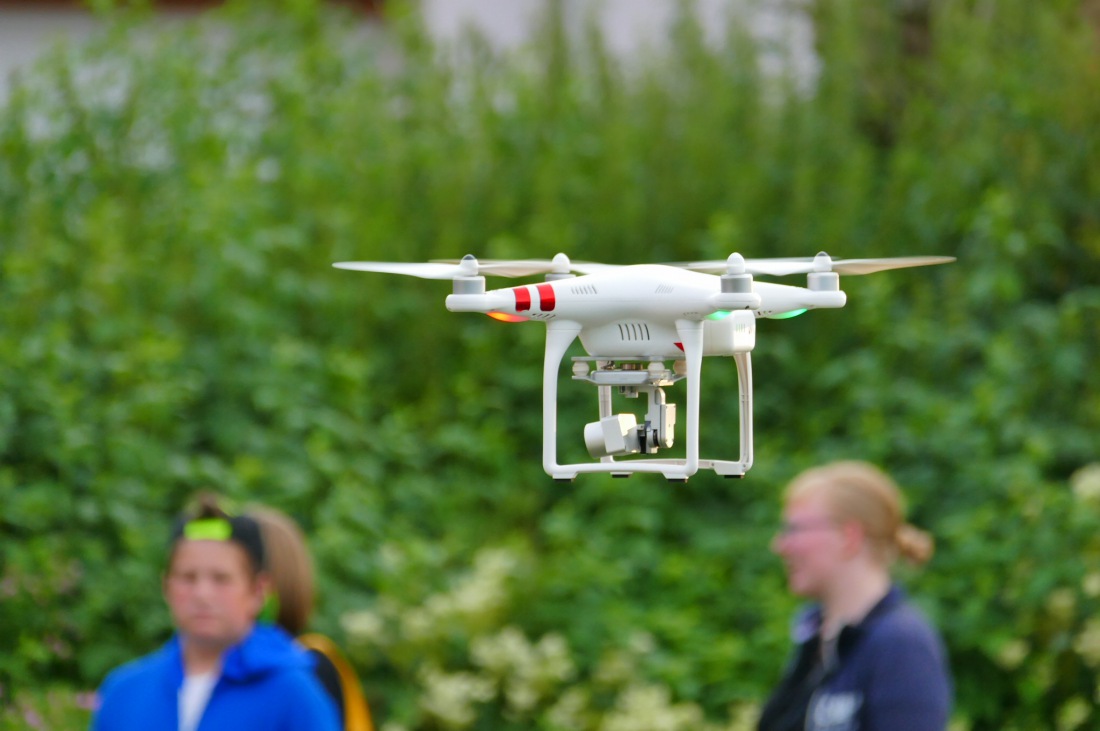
90, 493, 339, 731
758, 461, 952, 731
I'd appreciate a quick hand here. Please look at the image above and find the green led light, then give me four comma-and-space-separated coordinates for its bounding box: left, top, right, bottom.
767, 308, 808, 320
707, 310, 732, 321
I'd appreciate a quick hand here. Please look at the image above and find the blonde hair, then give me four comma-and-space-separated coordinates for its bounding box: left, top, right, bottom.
785, 460, 934, 566
248, 505, 316, 636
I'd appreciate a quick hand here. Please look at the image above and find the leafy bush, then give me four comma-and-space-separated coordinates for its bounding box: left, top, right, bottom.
0, 687, 92, 731
0, 0, 1097, 729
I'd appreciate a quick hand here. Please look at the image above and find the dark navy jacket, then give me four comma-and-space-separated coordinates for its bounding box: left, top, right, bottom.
758, 586, 952, 731
91, 624, 340, 731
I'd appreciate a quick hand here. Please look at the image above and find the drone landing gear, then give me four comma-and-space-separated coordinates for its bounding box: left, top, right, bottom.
541, 321, 754, 481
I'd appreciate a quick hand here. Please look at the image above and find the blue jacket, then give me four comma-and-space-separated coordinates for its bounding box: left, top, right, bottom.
91, 624, 340, 731
758, 586, 952, 731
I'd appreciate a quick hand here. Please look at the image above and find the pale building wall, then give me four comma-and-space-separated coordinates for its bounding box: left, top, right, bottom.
0, 2, 816, 99
0, 7, 198, 98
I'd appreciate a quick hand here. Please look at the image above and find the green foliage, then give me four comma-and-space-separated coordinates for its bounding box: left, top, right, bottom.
0, 0, 1098, 729
0, 687, 92, 730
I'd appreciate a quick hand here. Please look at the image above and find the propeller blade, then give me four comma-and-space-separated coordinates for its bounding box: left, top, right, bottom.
430, 259, 559, 278
333, 261, 465, 280
745, 260, 822, 277
828, 256, 957, 275
673, 255, 955, 277
429, 256, 614, 277
670, 259, 813, 276
568, 262, 620, 275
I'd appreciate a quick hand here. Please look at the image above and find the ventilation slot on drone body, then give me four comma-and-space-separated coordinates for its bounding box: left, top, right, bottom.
617, 323, 651, 341
655, 284, 675, 294
570, 284, 598, 295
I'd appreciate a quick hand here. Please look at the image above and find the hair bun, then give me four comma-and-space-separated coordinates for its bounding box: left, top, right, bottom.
895, 523, 934, 565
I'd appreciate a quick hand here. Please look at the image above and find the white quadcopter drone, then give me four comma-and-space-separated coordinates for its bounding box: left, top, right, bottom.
335, 252, 954, 481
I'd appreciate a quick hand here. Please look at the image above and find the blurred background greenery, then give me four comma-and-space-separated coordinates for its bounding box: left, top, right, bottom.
0, 0, 1098, 729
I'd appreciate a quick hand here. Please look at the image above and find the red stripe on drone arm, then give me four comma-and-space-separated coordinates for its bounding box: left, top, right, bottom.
537, 284, 556, 311
514, 287, 532, 311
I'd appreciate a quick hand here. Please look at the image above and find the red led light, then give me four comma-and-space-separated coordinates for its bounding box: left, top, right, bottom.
487, 312, 529, 323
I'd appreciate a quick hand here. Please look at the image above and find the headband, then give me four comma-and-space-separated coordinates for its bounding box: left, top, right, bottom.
171, 511, 266, 573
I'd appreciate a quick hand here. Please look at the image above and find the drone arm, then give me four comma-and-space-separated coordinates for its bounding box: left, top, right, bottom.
445, 291, 515, 313
708, 291, 761, 311
752, 283, 847, 315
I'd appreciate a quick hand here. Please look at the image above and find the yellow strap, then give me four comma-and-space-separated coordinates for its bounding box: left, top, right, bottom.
299, 633, 375, 731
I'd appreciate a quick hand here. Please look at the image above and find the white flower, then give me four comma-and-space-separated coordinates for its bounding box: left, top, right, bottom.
536, 633, 576, 683
627, 632, 656, 655
505, 679, 539, 713
470, 626, 576, 713
995, 639, 1029, 670
1074, 619, 1100, 667
594, 649, 634, 687
401, 606, 438, 642
720, 704, 762, 731
545, 687, 590, 731
418, 664, 495, 729
378, 543, 405, 572
1056, 696, 1089, 731
1071, 463, 1100, 504
439, 547, 520, 626
471, 626, 530, 675
1047, 588, 1078, 623
255, 157, 281, 182
380, 723, 409, 731
599, 684, 705, 731
594, 632, 656, 688
341, 610, 387, 645
1084, 573, 1100, 598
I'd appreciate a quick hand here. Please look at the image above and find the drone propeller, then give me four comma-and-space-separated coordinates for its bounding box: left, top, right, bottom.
811, 255, 957, 275
677, 253, 956, 277
333, 260, 476, 280
334, 252, 608, 279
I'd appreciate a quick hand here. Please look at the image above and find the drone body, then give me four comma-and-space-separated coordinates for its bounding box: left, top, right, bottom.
336, 252, 954, 481
444, 264, 845, 358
